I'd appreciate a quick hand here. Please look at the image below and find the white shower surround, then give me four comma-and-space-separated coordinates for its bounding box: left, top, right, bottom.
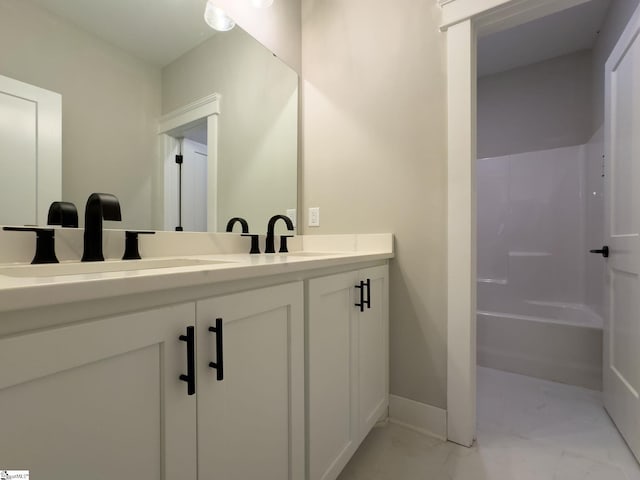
477, 140, 605, 390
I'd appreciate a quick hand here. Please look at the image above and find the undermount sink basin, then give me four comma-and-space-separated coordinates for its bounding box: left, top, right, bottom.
0, 258, 231, 278
283, 252, 343, 257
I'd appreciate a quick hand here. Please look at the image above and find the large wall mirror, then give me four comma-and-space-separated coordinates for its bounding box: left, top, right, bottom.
0, 0, 298, 233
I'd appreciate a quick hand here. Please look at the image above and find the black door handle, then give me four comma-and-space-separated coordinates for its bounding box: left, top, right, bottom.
355, 280, 365, 312
355, 279, 371, 312
589, 246, 609, 258
179, 326, 196, 395
208, 318, 224, 381
364, 279, 371, 309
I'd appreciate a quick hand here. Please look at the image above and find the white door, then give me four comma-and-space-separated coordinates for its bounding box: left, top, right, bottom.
0, 75, 61, 226
0, 304, 197, 479
603, 3, 640, 463
196, 282, 304, 480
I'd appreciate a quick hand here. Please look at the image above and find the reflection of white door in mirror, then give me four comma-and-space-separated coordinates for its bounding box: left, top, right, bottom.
164, 137, 208, 232
182, 138, 208, 232
0, 75, 61, 226
159, 94, 220, 232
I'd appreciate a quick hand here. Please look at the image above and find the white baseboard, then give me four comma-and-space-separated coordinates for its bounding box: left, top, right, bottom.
388, 395, 447, 441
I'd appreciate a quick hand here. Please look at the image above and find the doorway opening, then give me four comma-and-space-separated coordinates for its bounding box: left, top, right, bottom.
471, 2, 639, 475
443, 0, 640, 458
475, 1, 607, 391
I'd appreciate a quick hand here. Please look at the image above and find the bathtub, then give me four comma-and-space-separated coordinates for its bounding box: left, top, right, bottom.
477, 302, 603, 390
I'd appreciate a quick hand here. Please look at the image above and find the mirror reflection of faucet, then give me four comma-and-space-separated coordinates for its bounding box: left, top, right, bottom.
47, 201, 78, 228
226, 217, 260, 254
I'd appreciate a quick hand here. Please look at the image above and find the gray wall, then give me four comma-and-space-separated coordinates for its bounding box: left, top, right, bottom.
212, 0, 301, 74
477, 50, 593, 159
301, 0, 448, 409
0, 0, 161, 229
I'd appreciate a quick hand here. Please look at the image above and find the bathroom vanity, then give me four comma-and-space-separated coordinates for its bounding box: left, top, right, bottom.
0, 232, 392, 480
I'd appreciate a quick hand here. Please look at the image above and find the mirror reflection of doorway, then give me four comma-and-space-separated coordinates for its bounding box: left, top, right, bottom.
158, 93, 219, 233
164, 123, 208, 233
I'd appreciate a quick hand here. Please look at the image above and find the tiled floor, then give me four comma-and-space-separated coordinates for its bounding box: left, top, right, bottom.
338, 367, 640, 480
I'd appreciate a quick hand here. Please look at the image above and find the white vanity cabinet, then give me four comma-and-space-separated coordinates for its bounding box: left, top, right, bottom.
0, 282, 305, 480
307, 265, 389, 480
195, 282, 305, 480
0, 249, 391, 480
0, 303, 198, 480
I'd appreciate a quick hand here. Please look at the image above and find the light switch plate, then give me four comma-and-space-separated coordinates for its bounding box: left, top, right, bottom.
308, 207, 320, 227
286, 209, 296, 229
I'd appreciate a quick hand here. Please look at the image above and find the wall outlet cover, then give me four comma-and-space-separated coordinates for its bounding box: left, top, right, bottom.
308, 207, 320, 227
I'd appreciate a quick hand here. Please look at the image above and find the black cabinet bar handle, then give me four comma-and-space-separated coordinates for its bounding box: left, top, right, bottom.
179, 326, 196, 395
364, 278, 371, 309
355, 280, 365, 312
208, 318, 224, 381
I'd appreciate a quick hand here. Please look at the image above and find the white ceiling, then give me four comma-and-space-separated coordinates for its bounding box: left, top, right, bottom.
477, 0, 612, 77
29, 0, 217, 67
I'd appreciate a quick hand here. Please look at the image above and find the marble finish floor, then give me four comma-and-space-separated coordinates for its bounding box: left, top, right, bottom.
338, 367, 640, 480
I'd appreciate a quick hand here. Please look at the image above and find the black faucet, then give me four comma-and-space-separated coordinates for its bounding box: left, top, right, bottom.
265, 215, 294, 254
81, 193, 122, 262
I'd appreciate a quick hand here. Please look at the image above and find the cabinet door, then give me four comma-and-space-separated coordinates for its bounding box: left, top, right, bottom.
0, 304, 197, 480
357, 265, 389, 439
196, 282, 304, 480
308, 271, 360, 480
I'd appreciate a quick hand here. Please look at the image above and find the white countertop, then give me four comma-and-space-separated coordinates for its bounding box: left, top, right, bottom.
0, 233, 393, 313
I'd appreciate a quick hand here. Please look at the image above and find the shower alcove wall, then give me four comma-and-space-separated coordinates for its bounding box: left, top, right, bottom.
476, 47, 606, 391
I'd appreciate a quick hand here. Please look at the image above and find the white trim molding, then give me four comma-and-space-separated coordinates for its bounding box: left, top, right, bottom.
388, 395, 447, 441
158, 93, 221, 135
440, 0, 593, 33
442, 0, 593, 448
446, 18, 477, 448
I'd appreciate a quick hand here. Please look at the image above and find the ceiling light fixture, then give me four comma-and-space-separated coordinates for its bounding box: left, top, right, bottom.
204, 1, 235, 31
250, 0, 274, 8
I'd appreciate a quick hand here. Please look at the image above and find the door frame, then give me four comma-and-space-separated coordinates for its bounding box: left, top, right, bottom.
158, 93, 220, 231
440, 0, 595, 446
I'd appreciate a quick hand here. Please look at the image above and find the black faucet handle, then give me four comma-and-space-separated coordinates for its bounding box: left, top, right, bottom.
279, 235, 294, 253
122, 230, 156, 260
3, 226, 59, 264
241, 234, 261, 254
